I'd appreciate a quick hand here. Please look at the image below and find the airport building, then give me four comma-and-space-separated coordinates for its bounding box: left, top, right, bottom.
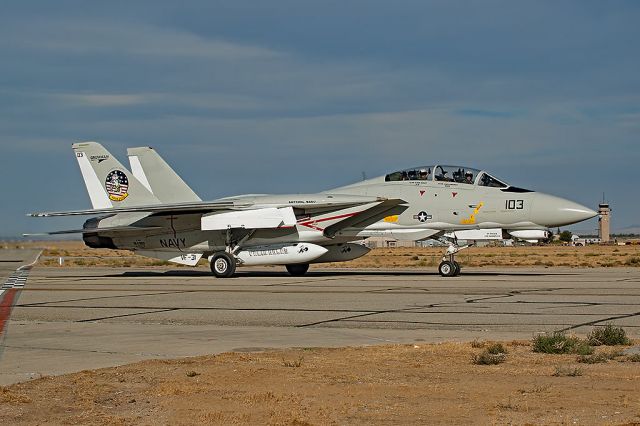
365, 237, 417, 248
598, 203, 611, 243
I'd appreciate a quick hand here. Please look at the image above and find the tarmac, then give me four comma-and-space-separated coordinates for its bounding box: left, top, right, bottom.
1, 253, 639, 385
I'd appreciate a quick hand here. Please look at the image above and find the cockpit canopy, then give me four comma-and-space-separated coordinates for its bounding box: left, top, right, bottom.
384, 165, 508, 188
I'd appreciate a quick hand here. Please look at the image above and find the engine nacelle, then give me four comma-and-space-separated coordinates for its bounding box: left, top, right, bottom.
82, 233, 117, 249
312, 243, 371, 263
507, 230, 549, 240
235, 243, 328, 266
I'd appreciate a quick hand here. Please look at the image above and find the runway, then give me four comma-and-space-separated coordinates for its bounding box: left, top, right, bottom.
1, 264, 639, 384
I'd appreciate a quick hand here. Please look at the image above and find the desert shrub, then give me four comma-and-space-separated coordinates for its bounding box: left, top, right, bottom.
577, 353, 609, 364
626, 354, 640, 362
473, 343, 507, 365
553, 366, 582, 377
625, 257, 640, 266
574, 343, 595, 356
486, 343, 507, 355
587, 324, 632, 346
532, 332, 593, 355
282, 357, 304, 368
473, 351, 506, 365
471, 339, 485, 348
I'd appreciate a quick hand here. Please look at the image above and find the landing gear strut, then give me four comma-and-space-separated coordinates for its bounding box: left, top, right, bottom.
437, 239, 472, 277
209, 229, 256, 278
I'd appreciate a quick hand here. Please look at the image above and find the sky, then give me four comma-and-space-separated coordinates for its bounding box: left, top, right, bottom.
1, 0, 638, 236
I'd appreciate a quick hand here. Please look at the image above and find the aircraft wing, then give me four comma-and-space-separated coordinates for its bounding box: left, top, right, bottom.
23, 225, 165, 236
296, 198, 407, 238
323, 198, 408, 237
27, 200, 243, 217
28, 196, 390, 218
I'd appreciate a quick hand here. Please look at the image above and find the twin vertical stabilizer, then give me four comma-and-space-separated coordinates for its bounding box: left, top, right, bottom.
72, 142, 202, 210
72, 142, 160, 209
127, 147, 201, 203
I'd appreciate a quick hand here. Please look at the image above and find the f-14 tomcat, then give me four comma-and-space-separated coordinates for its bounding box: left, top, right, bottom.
28, 142, 597, 277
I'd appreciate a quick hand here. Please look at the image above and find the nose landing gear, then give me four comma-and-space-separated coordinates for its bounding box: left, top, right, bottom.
438, 259, 461, 277
437, 239, 472, 277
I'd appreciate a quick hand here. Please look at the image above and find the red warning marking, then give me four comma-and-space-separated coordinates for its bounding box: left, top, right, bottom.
0, 289, 18, 336
298, 212, 359, 231
452, 192, 458, 198
419, 190, 425, 196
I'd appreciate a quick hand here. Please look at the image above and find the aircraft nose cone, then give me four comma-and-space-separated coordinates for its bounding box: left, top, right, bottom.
532, 193, 597, 227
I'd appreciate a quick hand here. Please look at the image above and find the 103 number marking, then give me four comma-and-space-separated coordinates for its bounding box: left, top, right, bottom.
505, 199, 524, 210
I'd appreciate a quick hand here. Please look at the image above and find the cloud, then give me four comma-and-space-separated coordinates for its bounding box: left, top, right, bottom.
0, 19, 284, 61
53, 93, 153, 107
0, 1, 639, 233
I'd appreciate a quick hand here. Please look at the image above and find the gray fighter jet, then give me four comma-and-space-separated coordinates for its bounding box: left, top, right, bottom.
28, 142, 596, 277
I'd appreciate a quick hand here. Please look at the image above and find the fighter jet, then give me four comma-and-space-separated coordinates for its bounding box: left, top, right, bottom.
28, 142, 597, 277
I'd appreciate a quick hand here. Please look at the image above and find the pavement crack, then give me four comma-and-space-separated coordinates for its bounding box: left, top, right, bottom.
76, 308, 179, 323
558, 311, 640, 332
18, 290, 199, 306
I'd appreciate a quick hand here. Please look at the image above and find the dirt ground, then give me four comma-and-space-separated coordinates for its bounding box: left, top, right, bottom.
3, 242, 640, 424
1, 341, 639, 425
6, 240, 640, 269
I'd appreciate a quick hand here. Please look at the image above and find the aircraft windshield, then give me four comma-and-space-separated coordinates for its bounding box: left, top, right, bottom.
385, 165, 507, 187
385, 166, 433, 181
434, 165, 481, 185
478, 172, 508, 188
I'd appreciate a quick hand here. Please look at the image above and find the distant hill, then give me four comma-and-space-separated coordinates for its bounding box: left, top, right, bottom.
613, 225, 640, 235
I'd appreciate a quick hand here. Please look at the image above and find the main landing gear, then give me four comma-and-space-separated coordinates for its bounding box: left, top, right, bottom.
437, 239, 472, 277
209, 228, 254, 278
286, 263, 309, 276
210, 252, 236, 278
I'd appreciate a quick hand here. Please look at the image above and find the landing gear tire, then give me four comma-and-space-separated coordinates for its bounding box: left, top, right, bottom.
453, 261, 461, 276
286, 263, 309, 276
210, 252, 236, 278
438, 261, 457, 277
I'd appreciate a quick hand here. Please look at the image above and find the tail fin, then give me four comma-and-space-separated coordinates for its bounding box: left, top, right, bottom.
127, 146, 201, 203
73, 141, 161, 209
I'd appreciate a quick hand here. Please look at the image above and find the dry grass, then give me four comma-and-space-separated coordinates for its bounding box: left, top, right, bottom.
326, 245, 640, 269
1, 342, 640, 425
8, 241, 640, 269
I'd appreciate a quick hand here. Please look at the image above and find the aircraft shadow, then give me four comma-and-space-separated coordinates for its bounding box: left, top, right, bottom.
100, 269, 573, 278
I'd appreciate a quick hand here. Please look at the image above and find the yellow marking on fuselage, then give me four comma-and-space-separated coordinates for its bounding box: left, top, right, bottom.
461, 202, 484, 225
384, 215, 399, 223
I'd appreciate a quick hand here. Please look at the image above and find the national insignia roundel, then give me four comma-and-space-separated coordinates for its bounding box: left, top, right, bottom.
105, 170, 129, 202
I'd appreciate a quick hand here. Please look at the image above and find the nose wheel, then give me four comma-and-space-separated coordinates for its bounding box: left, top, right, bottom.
438, 260, 461, 277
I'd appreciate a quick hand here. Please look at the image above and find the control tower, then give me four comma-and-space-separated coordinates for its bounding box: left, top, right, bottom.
598, 203, 610, 243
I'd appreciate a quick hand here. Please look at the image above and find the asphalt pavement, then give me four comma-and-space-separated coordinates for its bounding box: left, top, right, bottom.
1, 264, 638, 384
